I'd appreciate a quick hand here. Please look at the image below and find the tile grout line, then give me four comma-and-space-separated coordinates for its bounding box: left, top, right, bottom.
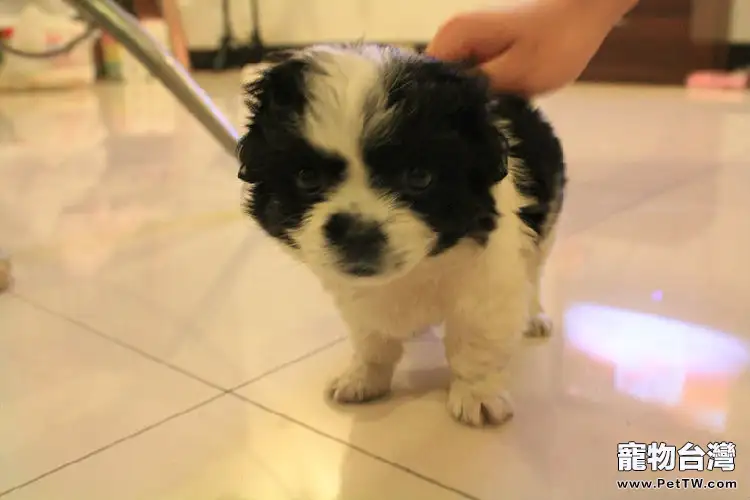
2, 294, 349, 497
1, 310, 467, 499
6, 292, 476, 497
13, 293, 345, 395
0, 393, 227, 498
13, 293, 227, 392
228, 336, 346, 392
228, 392, 481, 500
562, 169, 715, 241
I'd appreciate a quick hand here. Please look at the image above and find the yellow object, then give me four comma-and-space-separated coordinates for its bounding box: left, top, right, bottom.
0, 251, 10, 292
99, 31, 123, 80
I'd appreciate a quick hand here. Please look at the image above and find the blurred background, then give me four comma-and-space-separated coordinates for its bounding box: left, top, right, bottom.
0, 0, 748, 86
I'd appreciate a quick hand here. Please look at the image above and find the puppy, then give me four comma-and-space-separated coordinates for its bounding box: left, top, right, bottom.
237, 44, 565, 427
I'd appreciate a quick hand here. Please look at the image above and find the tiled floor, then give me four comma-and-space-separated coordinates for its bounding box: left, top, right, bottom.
1, 75, 748, 499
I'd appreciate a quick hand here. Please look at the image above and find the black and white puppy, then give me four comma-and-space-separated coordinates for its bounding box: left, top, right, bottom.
237, 44, 565, 427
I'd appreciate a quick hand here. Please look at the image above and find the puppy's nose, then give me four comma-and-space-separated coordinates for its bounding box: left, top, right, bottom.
324, 213, 387, 272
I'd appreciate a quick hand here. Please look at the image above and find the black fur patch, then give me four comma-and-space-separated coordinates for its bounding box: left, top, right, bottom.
489, 95, 566, 237
237, 58, 346, 246
363, 59, 509, 256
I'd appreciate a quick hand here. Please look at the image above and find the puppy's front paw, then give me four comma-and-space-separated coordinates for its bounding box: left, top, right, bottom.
327, 364, 392, 404
447, 379, 514, 427
524, 313, 553, 338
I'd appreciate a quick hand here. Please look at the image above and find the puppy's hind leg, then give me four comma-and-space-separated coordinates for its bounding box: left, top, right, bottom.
328, 328, 403, 404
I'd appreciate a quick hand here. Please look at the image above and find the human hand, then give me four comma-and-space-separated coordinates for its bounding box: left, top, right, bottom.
427, 0, 638, 96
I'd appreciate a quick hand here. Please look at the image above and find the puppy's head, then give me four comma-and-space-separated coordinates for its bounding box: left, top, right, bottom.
238, 45, 508, 285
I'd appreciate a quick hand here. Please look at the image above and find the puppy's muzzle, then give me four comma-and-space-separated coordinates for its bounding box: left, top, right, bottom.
324, 212, 387, 277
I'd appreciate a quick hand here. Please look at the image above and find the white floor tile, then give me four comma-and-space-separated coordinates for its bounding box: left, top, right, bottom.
0, 296, 218, 494
11, 220, 347, 389
1, 395, 468, 500
238, 333, 749, 499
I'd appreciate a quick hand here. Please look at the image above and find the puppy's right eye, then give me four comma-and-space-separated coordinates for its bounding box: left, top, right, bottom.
403, 167, 433, 194
296, 168, 323, 194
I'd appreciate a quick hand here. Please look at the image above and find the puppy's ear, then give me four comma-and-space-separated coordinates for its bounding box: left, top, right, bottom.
390, 58, 510, 184
442, 62, 510, 184
237, 56, 312, 183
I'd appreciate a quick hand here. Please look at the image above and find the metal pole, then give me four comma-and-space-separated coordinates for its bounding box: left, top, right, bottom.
66, 0, 239, 157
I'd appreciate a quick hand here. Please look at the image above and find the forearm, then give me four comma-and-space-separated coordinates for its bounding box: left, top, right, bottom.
560, 0, 639, 26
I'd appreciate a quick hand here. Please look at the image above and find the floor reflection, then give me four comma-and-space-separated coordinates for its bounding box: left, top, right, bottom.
564, 303, 750, 431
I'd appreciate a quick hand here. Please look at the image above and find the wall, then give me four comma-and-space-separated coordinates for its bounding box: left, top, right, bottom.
731, 0, 750, 43
178, 0, 750, 49
0, 0, 73, 22
177, 0, 519, 49
1, 0, 747, 47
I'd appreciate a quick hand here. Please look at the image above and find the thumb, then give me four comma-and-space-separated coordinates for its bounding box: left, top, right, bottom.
426, 12, 515, 62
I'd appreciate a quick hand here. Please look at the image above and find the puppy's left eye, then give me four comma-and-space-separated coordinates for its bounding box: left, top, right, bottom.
404, 168, 433, 193
296, 168, 324, 194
